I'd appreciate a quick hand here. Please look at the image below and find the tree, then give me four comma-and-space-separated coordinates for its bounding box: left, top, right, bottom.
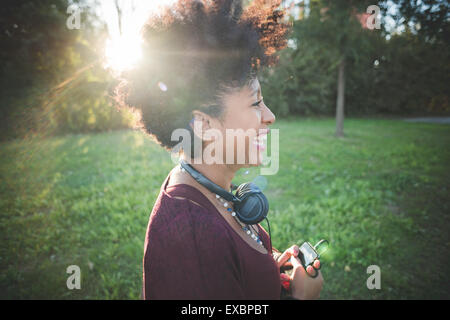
0, 0, 96, 138
261, 0, 449, 119
305, 0, 381, 137
261, 0, 382, 136
382, 0, 449, 44
0, 0, 136, 140
377, 0, 450, 114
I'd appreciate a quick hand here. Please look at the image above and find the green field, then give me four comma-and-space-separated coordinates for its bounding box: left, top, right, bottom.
1, 117, 449, 299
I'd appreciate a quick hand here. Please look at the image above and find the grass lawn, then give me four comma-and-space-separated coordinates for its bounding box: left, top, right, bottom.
1, 117, 449, 299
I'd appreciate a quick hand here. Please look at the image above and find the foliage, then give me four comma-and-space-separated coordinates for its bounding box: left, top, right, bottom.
359, 30, 450, 114
0, 0, 135, 141
385, 0, 449, 44
261, 0, 450, 116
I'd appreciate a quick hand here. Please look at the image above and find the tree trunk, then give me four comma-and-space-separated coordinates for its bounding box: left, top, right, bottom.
114, 0, 123, 36
335, 58, 345, 137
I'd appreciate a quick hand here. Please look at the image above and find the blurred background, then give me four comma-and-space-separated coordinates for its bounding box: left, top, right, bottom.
0, 0, 449, 299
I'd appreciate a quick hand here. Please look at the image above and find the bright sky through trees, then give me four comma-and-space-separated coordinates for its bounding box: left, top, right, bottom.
97, 0, 176, 71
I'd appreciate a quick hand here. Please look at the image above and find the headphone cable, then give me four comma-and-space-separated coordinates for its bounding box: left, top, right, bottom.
265, 217, 273, 254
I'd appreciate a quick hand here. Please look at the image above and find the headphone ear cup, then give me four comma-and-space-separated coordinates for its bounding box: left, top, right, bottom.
233, 183, 269, 225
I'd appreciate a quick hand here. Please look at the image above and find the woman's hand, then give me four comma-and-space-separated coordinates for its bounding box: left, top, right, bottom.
289, 255, 323, 300
275, 245, 320, 276
276, 245, 324, 300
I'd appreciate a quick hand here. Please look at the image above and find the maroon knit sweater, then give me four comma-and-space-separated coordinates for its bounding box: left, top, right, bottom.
143, 168, 281, 300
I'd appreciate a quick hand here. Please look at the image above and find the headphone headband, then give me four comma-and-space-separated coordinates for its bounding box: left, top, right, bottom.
179, 160, 240, 203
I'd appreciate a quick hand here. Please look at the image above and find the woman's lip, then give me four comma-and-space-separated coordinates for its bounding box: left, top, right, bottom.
258, 128, 270, 136
253, 136, 267, 151
253, 128, 269, 152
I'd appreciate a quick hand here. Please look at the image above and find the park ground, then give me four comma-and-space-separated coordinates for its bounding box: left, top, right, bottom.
0, 117, 449, 299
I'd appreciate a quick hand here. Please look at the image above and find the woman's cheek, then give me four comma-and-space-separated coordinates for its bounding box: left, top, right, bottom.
254, 108, 262, 123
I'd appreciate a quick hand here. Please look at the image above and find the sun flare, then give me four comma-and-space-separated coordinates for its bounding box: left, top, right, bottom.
104, 35, 142, 72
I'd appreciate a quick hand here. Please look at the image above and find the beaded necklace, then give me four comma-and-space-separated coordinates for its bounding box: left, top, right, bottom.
213, 193, 264, 247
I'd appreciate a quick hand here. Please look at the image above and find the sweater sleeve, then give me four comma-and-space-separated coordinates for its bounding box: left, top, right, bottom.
143, 198, 246, 300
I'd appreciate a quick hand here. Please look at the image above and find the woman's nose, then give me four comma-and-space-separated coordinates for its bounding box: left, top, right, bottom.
262, 103, 276, 125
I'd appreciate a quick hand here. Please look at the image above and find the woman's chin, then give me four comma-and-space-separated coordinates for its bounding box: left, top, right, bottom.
246, 151, 264, 167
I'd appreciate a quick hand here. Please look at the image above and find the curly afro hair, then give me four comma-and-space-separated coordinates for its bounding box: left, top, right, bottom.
116, 0, 291, 153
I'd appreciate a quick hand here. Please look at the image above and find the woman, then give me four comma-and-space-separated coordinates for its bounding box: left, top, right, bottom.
117, 0, 323, 299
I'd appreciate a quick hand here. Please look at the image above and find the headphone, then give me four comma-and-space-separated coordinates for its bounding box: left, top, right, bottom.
179, 159, 272, 249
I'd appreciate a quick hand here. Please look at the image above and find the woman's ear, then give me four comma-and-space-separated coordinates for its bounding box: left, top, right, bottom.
190, 111, 213, 141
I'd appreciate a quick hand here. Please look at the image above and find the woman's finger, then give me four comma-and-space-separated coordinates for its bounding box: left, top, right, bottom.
291, 256, 318, 277
280, 272, 291, 281
313, 259, 321, 270
290, 255, 306, 275
280, 273, 291, 291
306, 265, 316, 276
276, 251, 291, 268
276, 245, 299, 268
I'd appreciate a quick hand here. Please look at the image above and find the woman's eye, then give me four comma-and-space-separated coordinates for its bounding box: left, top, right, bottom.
252, 99, 263, 107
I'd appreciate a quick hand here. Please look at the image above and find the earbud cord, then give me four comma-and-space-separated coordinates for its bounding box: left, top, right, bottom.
265, 217, 273, 254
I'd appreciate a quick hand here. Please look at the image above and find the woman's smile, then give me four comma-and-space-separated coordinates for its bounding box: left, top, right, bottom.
253, 128, 270, 152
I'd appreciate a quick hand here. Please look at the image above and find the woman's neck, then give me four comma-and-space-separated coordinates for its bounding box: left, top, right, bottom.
181, 156, 239, 192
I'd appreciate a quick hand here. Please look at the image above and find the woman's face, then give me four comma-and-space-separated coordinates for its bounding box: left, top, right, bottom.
206, 77, 276, 168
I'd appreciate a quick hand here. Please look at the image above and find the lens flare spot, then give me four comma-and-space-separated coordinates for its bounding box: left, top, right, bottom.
158, 82, 168, 92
